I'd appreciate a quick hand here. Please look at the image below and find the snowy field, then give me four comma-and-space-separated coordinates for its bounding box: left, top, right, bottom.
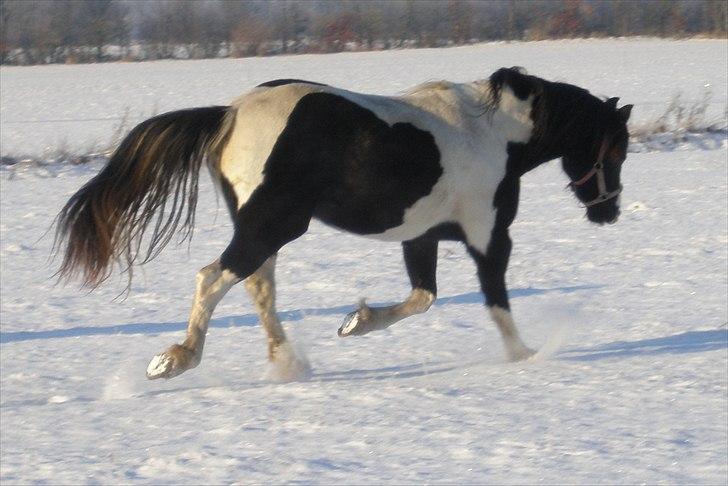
1, 39, 727, 484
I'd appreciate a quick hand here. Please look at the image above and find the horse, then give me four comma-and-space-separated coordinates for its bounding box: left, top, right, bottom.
54, 67, 632, 381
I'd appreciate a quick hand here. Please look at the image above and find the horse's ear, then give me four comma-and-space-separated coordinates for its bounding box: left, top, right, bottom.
606, 97, 619, 109
617, 104, 633, 122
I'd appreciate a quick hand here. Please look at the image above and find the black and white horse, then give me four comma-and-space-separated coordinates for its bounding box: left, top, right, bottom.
55, 67, 632, 380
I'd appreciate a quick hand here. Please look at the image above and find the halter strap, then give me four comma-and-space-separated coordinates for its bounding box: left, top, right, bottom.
569, 137, 622, 207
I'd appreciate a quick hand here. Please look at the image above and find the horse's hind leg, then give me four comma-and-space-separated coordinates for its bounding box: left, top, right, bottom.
146, 258, 241, 379
338, 236, 437, 336
244, 254, 310, 380
146, 187, 314, 380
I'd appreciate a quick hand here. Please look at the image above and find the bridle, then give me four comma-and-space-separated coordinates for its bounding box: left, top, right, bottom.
569, 136, 622, 207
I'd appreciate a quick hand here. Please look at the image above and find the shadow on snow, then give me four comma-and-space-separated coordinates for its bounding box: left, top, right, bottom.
1, 284, 598, 343
140, 361, 463, 400
559, 329, 728, 361
0, 361, 463, 408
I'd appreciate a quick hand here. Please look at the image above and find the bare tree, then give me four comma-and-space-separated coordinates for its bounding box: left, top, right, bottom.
2, 0, 727, 66
0, 1, 11, 63
448, 0, 473, 43
705, 0, 728, 35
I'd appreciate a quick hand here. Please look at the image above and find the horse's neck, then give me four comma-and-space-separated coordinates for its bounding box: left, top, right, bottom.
493, 82, 587, 177
469, 81, 536, 146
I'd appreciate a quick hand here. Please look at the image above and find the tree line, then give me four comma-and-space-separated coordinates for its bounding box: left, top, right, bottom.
1, 0, 726, 65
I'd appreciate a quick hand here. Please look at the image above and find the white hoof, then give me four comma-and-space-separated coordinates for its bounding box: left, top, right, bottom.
146, 353, 175, 379
145, 344, 198, 380
339, 300, 379, 337
338, 310, 361, 336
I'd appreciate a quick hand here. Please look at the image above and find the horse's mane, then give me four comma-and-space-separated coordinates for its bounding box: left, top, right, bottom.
404, 79, 499, 117
488, 67, 603, 163
403, 80, 456, 95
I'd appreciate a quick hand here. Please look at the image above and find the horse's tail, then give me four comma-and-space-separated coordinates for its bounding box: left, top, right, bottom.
54, 105, 236, 287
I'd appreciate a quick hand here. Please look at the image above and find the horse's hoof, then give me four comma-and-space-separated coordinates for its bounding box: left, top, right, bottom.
266, 341, 312, 382
338, 310, 366, 337
146, 344, 197, 380
507, 345, 537, 362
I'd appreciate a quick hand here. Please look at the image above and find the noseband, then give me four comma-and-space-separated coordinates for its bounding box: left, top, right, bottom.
569, 137, 622, 207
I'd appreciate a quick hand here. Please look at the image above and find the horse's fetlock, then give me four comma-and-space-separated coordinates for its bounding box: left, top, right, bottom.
357, 299, 372, 320
409, 288, 436, 313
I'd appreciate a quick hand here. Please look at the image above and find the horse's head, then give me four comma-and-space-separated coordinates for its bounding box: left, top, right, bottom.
562, 97, 632, 225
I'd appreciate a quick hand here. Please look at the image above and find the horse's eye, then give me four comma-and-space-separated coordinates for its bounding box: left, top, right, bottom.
608, 147, 626, 165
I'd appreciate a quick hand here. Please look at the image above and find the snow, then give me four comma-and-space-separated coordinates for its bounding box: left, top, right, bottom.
2, 38, 726, 157
1, 39, 727, 484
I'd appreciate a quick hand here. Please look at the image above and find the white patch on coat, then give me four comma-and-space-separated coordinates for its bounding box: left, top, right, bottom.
219, 84, 324, 208
218, 80, 535, 252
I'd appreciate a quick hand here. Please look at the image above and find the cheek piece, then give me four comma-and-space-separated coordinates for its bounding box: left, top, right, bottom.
568, 137, 622, 207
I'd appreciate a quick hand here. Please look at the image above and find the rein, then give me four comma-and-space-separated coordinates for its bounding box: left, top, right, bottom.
569, 137, 622, 207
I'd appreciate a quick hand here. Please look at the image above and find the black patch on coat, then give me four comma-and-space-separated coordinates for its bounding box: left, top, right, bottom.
259, 92, 444, 235
218, 175, 238, 217
419, 222, 465, 241
466, 151, 520, 311
468, 232, 512, 310
257, 79, 328, 88
477, 175, 519, 310
402, 237, 438, 295
489, 67, 541, 101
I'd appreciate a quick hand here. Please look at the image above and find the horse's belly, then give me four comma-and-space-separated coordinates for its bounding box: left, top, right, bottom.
314, 179, 454, 242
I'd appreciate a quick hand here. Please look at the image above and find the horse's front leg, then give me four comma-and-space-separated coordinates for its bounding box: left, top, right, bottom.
468, 231, 535, 361
338, 237, 437, 336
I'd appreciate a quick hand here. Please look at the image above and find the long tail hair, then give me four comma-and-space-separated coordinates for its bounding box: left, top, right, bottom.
54, 106, 235, 287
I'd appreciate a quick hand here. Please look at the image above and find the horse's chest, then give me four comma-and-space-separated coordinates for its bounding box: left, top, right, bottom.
454, 191, 499, 253
442, 154, 505, 252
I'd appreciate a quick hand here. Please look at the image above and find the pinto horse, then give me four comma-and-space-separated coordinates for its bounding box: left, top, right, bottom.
55, 67, 632, 380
